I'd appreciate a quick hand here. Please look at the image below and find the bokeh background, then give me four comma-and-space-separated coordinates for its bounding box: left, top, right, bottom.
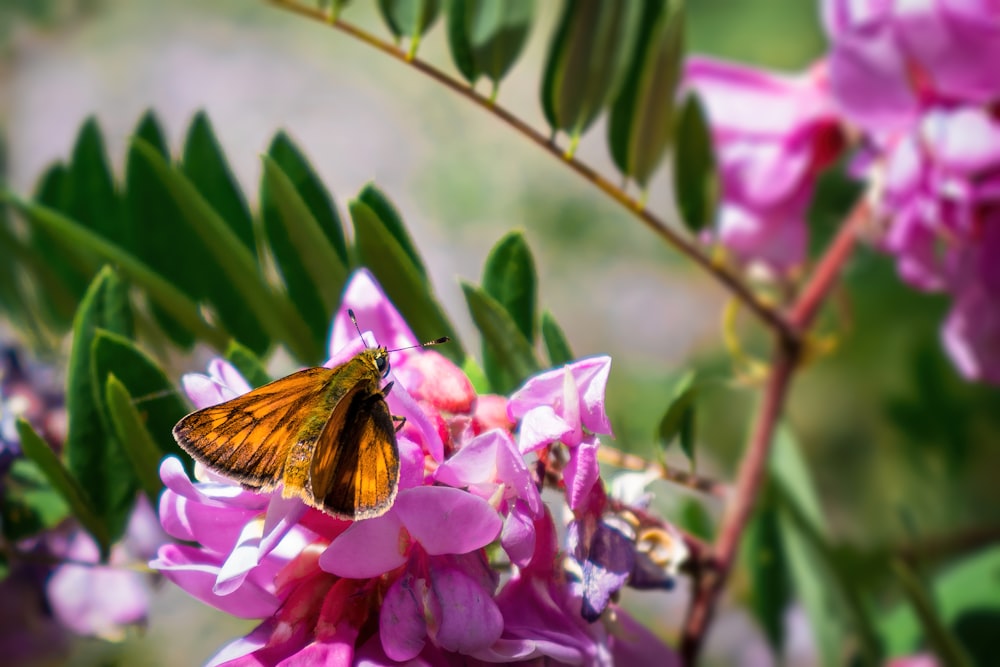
2, 1, 997, 665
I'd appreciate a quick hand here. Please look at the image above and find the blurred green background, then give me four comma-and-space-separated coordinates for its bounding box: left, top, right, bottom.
2, 1, 998, 665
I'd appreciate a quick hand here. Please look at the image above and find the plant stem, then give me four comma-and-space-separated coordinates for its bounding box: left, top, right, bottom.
263, 0, 795, 341
597, 446, 729, 499
679, 336, 800, 664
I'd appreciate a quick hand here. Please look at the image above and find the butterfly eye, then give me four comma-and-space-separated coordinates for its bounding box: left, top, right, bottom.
376, 353, 390, 378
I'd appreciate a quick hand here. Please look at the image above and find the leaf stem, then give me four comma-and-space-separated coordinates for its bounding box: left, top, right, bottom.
263, 0, 795, 341
597, 445, 728, 499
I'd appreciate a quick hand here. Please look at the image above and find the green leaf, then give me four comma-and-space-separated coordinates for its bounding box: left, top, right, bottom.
540, 0, 643, 143
225, 339, 272, 389
673, 93, 719, 233
29, 163, 91, 323
881, 547, 1000, 665
1, 459, 71, 542
125, 111, 197, 349
891, 560, 973, 667
357, 184, 428, 281
743, 487, 791, 655
657, 371, 697, 463
182, 112, 257, 255
260, 153, 348, 346
446, 0, 534, 89
481, 231, 537, 396
482, 230, 537, 342
16, 419, 110, 558
64, 268, 133, 545
105, 374, 165, 506
179, 113, 270, 353
462, 281, 540, 394
378, 0, 441, 52
91, 329, 190, 468
132, 139, 319, 362
350, 198, 462, 361
541, 310, 574, 366
66, 116, 126, 244
7, 194, 229, 350
678, 497, 714, 542
608, 0, 683, 186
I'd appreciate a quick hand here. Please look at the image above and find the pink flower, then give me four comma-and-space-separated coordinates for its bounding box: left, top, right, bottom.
507, 356, 613, 509
47, 496, 167, 640
822, 0, 1000, 383
823, 0, 1000, 131
684, 56, 844, 273
153, 270, 679, 663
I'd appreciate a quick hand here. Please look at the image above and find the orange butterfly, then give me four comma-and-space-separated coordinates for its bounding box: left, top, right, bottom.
173, 314, 447, 520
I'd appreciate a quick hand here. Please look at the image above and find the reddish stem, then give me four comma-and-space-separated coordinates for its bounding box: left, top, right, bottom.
679, 337, 799, 664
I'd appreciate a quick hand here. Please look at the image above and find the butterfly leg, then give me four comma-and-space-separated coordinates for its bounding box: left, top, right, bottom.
392, 415, 406, 433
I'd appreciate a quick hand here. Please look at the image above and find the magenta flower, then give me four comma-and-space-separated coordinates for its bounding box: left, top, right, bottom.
506, 356, 613, 510
153, 270, 681, 664
684, 56, 844, 273
818, 0, 1000, 383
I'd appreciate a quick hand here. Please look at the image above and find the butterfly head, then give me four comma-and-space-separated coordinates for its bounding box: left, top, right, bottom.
374, 347, 390, 378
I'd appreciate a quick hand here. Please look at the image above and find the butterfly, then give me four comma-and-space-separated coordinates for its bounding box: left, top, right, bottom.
173, 313, 447, 520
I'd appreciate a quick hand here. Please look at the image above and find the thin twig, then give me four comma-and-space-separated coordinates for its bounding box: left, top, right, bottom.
680, 336, 800, 664
597, 446, 729, 499
263, 0, 796, 341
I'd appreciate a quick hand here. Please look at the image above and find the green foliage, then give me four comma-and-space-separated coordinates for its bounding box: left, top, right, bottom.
378, 0, 440, 55
481, 231, 537, 390
446, 0, 533, 93
350, 192, 462, 361
17, 419, 110, 558
608, 0, 684, 187
541, 0, 643, 147
1, 458, 70, 543
673, 93, 719, 233
225, 340, 272, 389
657, 371, 698, 465
105, 374, 167, 506
462, 282, 540, 394
541, 310, 574, 366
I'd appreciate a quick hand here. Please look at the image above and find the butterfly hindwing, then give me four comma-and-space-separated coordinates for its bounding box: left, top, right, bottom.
172, 367, 335, 489
308, 380, 399, 519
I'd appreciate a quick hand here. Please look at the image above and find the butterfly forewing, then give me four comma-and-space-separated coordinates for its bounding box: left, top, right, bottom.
308, 380, 399, 519
172, 367, 336, 489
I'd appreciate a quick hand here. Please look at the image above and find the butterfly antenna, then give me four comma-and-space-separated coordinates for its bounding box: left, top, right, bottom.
387, 336, 450, 354
347, 309, 371, 348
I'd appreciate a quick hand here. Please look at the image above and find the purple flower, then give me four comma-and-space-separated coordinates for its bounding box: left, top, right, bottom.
684, 56, 844, 273
153, 270, 680, 663
823, 0, 1000, 131
821, 0, 1000, 383
507, 356, 613, 509
47, 495, 166, 640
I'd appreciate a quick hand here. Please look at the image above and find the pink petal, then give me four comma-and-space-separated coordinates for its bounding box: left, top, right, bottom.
151, 544, 279, 618
328, 269, 419, 357
516, 406, 574, 454
495, 431, 543, 516
564, 436, 601, 511
427, 565, 503, 654
396, 351, 476, 414
319, 510, 408, 578
159, 457, 269, 511
942, 281, 1000, 384
500, 501, 536, 568
158, 489, 260, 554
398, 436, 427, 490
387, 372, 445, 462
434, 430, 501, 487
395, 486, 502, 555
380, 574, 428, 662
205, 622, 272, 667
569, 357, 613, 437
208, 359, 253, 395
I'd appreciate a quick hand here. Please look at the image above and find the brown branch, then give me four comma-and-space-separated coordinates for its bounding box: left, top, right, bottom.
680, 336, 800, 665
264, 0, 796, 341
597, 446, 729, 499
789, 198, 870, 330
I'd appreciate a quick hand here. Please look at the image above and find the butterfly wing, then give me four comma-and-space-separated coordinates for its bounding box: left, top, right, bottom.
307, 380, 399, 520
172, 367, 334, 490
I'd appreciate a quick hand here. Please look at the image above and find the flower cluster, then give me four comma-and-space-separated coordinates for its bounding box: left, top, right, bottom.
151, 270, 685, 665
685, 0, 1000, 383
0, 345, 164, 658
